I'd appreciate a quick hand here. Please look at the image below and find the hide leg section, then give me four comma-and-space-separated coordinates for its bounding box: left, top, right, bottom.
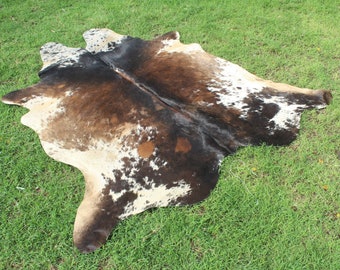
73, 176, 120, 253
73, 195, 119, 253
73, 197, 119, 253
263, 81, 333, 106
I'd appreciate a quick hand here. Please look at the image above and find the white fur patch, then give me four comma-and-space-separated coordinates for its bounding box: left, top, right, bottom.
208, 58, 309, 132
21, 96, 65, 134
118, 179, 191, 219
260, 96, 305, 131
269, 103, 304, 130
40, 43, 87, 71
83, 28, 126, 54
207, 58, 264, 119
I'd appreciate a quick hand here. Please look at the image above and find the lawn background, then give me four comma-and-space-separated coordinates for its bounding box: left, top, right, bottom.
0, 0, 339, 269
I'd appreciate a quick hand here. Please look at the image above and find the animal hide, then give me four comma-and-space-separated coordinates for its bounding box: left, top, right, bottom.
2, 28, 332, 253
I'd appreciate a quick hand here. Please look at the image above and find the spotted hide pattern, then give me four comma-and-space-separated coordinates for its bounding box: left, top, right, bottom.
2, 28, 332, 253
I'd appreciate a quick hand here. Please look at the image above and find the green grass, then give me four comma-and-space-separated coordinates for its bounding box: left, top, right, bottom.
0, 0, 339, 269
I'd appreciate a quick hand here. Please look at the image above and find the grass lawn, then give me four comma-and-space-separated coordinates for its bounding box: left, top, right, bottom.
0, 0, 339, 269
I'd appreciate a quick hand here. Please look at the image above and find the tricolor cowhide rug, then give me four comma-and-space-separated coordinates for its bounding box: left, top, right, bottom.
2, 28, 332, 253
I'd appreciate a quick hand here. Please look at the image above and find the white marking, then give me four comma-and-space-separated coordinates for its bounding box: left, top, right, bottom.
83, 28, 126, 54
262, 96, 306, 131
197, 101, 214, 107
157, 32, 203, 54
149, 157, 168, 171
207, 58, 265, 119
118, 180, 191, 219
65, 90, 73, 97
21, 96, 65, 134
40, 43, 87, 71
136, 123, 158, 140
269, 103, 304, 130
